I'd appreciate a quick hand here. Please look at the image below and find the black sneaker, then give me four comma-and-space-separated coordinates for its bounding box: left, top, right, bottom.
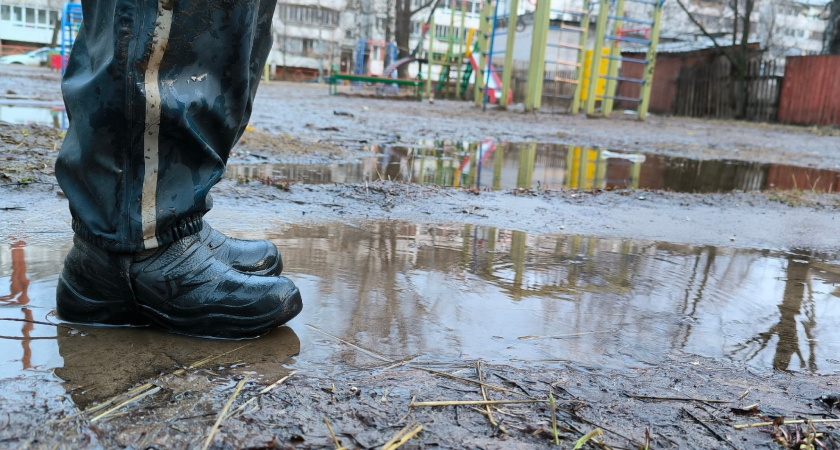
56, 234, 302, 339
200, 221, 283, 275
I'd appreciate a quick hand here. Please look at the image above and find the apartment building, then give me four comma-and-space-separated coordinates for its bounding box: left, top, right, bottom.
0, 0, 65, 50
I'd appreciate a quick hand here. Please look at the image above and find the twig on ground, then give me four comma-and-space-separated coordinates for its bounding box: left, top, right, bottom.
382, 423, 424, 450
411, 400, 543, 407
681, 407, 738, 449
626, 394, 730, 403
734, 419, 840, 430
323, 417, 346, 450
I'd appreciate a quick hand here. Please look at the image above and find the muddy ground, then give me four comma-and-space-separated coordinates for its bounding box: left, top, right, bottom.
2, 64, 840, 449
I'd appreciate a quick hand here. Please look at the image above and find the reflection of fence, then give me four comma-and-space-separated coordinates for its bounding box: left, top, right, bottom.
778, 55, 840, 126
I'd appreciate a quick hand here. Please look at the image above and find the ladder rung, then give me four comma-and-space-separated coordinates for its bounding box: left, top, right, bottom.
604, 96, 643, 102
555, 60, 582, 67
551, 8, 588, 16
542, 94, 574, 99
605, 56, 648, 65
607, 15, 654, 26
602, 75, 645, 84
554, 77, 580, 84
605, 35, 651, 45
556, 43, 584, 50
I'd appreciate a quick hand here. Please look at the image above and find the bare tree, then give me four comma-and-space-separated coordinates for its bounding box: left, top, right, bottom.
825, 0, 840, 54
673, 0, 757, 118
394, 0, 438, 77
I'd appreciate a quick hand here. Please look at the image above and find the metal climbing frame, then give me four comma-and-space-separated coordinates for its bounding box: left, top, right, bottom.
60, 3, 83, 73
353, 40, 366, 91
480, 0, 519, 109
424, 1, 469, 101
543, 0, 592, 114
585, 0, 664, 120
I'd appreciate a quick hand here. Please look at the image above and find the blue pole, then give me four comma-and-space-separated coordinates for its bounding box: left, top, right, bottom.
482, 0, 500, 111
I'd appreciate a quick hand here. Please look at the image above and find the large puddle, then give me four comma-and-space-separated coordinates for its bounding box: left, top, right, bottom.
2, 221, 840, 408
228, 141, 840, 193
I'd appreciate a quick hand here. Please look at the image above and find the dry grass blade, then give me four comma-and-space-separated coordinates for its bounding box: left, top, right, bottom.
59, 382, 156, 422
259, 371, 296, 395
734, 418, 840, 429
306, 324, 391, 362
90, 386, 161, 423
202, 376, 249, 450
415, 367, 536, 399
383, 425, 424, 450
324, 417, 347, 449
475, 361, 508, 434
381, 421, 417, 449
175, 344, 250, 375
549, 391, 559, 445
626, 394, 730, 403
411, 399, 543, 407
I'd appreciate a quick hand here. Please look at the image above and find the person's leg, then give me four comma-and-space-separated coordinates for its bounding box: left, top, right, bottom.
55, 0, 301, 338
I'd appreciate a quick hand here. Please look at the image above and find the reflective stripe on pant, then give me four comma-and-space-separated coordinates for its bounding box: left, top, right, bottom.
56, 0, 276, 252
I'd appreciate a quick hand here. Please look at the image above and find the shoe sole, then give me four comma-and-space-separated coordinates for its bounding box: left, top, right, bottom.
137, 287, 303, 340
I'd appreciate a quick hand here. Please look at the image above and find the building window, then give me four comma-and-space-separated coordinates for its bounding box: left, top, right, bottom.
49, 10, 58, 26
37, 9, 46, 24
278, 4, 340, 28
13, 6, 22, 22
0, 5, 9, 21
25, 7, 35, 24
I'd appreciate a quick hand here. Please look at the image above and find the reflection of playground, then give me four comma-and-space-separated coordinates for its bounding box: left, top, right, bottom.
226, 141, 840, 193
270, 222, 840, 373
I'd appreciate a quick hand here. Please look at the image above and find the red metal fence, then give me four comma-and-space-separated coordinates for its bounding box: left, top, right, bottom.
778, 55, 840, 126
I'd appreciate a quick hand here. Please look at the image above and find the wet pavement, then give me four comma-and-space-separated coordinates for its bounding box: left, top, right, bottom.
228, 141, 840, 193
3, 221, 840, 413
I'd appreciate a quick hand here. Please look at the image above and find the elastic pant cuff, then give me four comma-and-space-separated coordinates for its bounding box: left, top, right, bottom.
71, 215, 206, 253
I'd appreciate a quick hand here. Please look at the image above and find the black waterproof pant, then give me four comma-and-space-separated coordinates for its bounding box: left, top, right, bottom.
56, 0, 275, 252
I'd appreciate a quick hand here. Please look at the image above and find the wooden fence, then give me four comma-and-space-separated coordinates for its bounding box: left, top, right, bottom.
778, 55, 840, 126
671, 58, 782, 122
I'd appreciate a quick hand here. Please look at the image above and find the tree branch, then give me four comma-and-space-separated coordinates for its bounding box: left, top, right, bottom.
410, 0, 440, 15
673, 0, 738, 67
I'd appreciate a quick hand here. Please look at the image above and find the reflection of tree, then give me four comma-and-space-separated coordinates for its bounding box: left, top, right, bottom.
729, 258, 817, 372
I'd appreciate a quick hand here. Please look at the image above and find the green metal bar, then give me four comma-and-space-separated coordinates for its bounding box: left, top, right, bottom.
426, 14, 435, 100
525, 0, 551, 111
585, 0, 610, 115
602, 0, 626, 117
456, 0, 467, 100
638, 0, 663, 120
570, 0, 591, 114
445, 4, 456, 99
474, 2, 489, 107
500, 0, 519, 108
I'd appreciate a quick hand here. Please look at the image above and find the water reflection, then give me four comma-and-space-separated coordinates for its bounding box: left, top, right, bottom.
0, 104, 67, 129
227, 141, 840, 193
1, 224, 840, 396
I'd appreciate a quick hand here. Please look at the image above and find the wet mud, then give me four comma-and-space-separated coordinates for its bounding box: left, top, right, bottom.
3, 65, 840, 448
3, 223, 840, 448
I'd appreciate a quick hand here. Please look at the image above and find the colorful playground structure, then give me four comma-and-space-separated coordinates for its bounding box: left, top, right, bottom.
332, 0, 665, 120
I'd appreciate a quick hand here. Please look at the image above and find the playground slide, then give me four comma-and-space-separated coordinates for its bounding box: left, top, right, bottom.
468, 55, 509, 104
382, 56, 425, 79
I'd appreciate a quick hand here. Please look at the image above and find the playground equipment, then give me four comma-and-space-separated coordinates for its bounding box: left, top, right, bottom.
60, 3, 82, 73
476, 0, 517, 108
422, 1, 469, 101
584, 0, 664, 119
523, 0, 664, 119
